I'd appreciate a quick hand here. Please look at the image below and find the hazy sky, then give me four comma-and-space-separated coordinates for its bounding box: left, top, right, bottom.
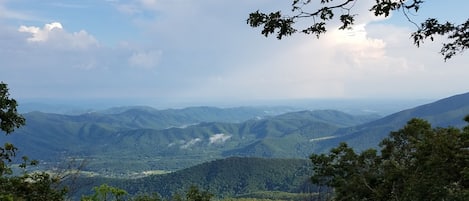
1, 0, 468, 107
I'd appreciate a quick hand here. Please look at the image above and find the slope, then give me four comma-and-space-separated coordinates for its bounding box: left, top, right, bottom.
2, 108, 374, 174
322, 92, 469, 151
69, 157, 314, 199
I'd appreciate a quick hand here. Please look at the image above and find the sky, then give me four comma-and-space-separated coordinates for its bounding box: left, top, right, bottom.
1, 0, 468, 108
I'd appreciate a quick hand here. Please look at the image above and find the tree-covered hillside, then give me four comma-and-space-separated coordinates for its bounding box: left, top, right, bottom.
3, 92, 469, 177
68, 157, 315, 199
326, 92, 469, 151
3, 109, 375, 174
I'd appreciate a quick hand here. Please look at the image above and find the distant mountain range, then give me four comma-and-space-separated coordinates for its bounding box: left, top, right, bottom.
5, 107, 377, 174
3, 92, 469, 176
18, 98, 431, 116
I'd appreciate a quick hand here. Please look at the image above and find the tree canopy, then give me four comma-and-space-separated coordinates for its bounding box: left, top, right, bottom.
310, 118, 469, 200
0, 82, 25, 135
0, 82, 26, 176
0, 82, 67, 200
247, 0, 469, 60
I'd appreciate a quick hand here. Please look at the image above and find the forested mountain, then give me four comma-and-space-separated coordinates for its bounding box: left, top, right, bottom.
9, 106, 291, 161
3, 107, 375, 175
3, 92, 469, 176
129, 157, 313, 197
68, 157, 314, 199
323, 92, 469, 151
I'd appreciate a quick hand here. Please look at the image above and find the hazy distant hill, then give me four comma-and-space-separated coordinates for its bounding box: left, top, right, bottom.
6, 106, 286, 158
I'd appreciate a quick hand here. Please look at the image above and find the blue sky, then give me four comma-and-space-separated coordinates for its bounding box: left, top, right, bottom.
1, 0, 468, 108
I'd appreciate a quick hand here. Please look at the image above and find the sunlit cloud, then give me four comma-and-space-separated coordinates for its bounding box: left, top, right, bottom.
18, 22, 98, 49
19, 22, 63, 42
209, 133, 232, 144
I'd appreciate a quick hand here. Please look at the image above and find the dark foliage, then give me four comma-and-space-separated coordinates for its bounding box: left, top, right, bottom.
310, 118, 469, 200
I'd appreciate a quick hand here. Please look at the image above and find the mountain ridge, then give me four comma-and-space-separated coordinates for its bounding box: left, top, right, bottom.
3, 92, 469, 175
5, 108, 372, 173
321, 92, 469, 151
69, 157, 314, 199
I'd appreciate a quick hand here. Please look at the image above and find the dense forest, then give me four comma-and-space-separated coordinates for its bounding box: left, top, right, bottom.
66, 157, 314, 200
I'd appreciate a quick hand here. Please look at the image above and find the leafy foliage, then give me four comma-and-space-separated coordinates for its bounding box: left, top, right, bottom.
412, 18, 469, 60
233, 191, 313, 201
310, 118, 469, 200
130, 193, 162, 201
184, 185, 213, 201
0, 82, 26, 176
81, 184, 128, 201
0, 171, 66, 201
0, 82, 25, 135
80, 184, 212, 201
247, 0, 468, 60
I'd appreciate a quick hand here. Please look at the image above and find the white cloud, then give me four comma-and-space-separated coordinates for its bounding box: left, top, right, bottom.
323, 24, 412, 73
209, 133, 231, 144
19, 22, 63, 42
18, 22, 98, 49
128, 50, 162, 69
180, 138, 201, 149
